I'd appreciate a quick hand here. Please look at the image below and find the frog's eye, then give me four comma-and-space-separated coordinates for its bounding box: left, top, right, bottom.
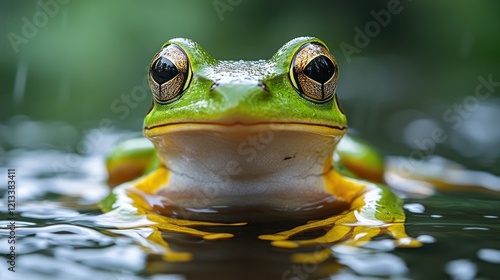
290, 43, 338, 103
148, 44, 192, 103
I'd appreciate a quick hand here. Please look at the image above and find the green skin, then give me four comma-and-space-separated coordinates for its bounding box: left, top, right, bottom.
144, 37, 346, 130
104, 37, 419, 257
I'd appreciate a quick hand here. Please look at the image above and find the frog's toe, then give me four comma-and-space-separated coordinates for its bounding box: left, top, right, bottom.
203, 233, 234, 240
261, 210, 419, 253
269, 226, 349, 248
270, 240, 300, 248
386, 224, 423, 248
263, 224, 352, 249
258, 215, 343, 242
259, 234, 288, 241
148, 214, 246, 240
341, 223, 422, 248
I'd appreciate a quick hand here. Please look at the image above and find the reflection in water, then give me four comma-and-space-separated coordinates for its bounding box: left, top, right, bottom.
386, 101, 500, 176
449, 101, 500, 164
0, 127, 500, 279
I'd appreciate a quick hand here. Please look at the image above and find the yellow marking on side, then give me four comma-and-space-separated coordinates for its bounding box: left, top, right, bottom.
126, 191, 151, 213
134, 167, 170, 193
323, 169, 366, 205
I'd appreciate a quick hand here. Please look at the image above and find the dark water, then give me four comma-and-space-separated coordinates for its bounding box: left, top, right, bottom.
1, 141, 500, 280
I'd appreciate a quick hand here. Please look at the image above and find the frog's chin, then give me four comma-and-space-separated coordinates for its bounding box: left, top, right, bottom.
143, 122, 346, 211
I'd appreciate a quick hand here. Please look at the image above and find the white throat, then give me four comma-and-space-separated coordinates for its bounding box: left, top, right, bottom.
149, 123, 343, 210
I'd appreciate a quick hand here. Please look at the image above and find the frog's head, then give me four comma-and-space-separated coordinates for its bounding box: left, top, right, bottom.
144, 36, 346, 139
143, 38, 348, 207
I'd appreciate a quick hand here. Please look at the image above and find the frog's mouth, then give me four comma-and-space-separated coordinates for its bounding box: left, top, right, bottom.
143, 122, 347, 211
144, 121, 346, 138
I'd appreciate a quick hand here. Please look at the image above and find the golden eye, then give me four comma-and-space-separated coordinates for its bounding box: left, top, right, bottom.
290, 43, 338, 103
148, 44, 192, 103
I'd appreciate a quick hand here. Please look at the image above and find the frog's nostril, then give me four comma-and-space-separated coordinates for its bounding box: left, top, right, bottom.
258, 82, 270, 93
210, 83, 219, 92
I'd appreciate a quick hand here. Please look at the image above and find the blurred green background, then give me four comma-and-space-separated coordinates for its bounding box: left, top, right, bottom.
1, 0, 499, 173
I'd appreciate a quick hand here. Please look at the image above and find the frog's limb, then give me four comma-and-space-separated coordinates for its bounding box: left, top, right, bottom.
102, 167, 246, 261
336, 134, 385, 183
130, 167, 246, 237
259, 170, 421, 253
106, 137, 159, 187
286, 223, 420, 263
146, 214, 245, 240
141, 216, 245, 262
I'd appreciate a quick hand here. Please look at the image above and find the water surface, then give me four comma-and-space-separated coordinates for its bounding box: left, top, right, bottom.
1, 139, 499, 280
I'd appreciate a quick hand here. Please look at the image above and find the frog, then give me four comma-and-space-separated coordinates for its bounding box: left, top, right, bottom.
101, 36, 421, 262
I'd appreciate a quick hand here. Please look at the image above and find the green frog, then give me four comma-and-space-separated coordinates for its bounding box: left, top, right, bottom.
102, 37, 421, 262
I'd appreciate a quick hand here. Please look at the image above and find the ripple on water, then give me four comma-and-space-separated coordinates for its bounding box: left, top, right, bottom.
0, 252, 146, 280
0, 221, 149, 279
54, 245, 145, 271
0, 224, 116, 254
19, 202, 82, 220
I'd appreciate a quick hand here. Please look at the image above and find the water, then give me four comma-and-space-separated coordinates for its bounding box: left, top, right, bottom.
1, 137, 500, 280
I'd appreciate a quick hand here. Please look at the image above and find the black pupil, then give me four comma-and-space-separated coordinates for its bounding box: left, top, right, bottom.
304, 55, 334, 84
151, 57, 179, 84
